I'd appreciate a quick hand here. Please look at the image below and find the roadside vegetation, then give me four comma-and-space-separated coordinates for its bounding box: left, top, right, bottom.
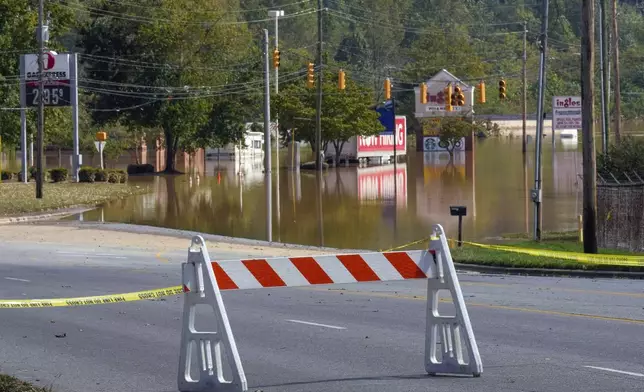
449, 231, 644, 272
0, 375, 51, 392
0, 180, 148, 216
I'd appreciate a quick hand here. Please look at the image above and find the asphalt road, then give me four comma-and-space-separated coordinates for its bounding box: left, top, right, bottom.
0, 239, 643, 392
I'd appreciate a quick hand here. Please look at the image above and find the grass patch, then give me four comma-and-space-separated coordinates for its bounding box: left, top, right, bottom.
0, 374, 51, 392
499, 230, 579, 241
0, 182, 148, 216
451, 237, 644, 273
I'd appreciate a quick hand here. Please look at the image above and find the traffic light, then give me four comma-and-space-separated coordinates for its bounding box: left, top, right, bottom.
384, 78, 391, 100
454, 85, 465, 106
478, 81, 486, 103
444, 84, 453, 112
273, 49, 280, 69
420, 82, 427, 104
338, 69, 346, 91
499, 79, 507, 100
307, 62, 314, 89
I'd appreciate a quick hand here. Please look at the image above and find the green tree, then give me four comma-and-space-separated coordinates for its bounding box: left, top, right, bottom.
77, 0, 255, 172
273, 67, 383, 162
438, 117, 471, 159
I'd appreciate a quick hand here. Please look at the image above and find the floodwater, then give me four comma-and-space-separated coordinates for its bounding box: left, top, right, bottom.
42, 135, 585, 250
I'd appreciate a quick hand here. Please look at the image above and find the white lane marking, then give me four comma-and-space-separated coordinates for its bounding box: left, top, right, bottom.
56, 251, 126, 259
286, 319, 346, 330
5, 277, 30, 282
584, 366, 644, 377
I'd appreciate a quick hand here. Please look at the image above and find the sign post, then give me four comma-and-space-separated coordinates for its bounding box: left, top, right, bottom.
95, 132, 108, 170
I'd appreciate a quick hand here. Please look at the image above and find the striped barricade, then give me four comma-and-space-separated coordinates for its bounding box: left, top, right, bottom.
178, 224, 482, 392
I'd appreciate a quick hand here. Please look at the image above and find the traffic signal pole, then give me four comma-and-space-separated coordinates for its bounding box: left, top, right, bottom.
263, 29, 273, 243
315, 0, 323, 171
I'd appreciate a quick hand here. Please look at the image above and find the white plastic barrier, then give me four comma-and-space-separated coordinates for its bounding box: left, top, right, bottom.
178, 224, 482, 392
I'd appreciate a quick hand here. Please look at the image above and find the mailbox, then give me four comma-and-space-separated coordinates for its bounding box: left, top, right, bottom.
450, 206, 467, 217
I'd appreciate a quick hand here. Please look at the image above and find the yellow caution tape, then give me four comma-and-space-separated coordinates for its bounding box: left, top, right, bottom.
456, 240, 644, 266
380, 236, 432, 252
0, 285, 184, 309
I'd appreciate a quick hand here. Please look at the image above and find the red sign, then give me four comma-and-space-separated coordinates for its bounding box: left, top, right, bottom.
358, 116, 406, 153
357, 166, 407, 206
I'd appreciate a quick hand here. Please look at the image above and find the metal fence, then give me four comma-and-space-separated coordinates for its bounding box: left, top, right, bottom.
596, 171, 644, 252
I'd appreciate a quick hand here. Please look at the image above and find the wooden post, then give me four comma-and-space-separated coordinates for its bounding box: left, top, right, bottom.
611, 0, 621, 143
581, 0, 598, 253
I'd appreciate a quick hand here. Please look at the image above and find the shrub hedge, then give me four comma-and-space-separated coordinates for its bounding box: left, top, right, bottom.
126, 163, 154, 175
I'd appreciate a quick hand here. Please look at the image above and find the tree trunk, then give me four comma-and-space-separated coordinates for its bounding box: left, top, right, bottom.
164, 129, 178, 173
58, 148, 62, 167
612, 0, 621, 143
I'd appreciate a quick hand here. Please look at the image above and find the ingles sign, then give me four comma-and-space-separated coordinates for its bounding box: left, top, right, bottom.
552, 96, 582, 130
24, 52, 70, 81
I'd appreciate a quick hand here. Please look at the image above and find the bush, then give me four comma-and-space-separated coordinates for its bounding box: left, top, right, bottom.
127, 163, 155, 175
28, 166, 37, 180
107, 170, 119, 183
598, 136, 644, 181
106, 169, 129, 183
1, 170, 13, 181
116, 169, 128, 183
94, 169, 107, 182
78, 166, 96, 183
48, 168, 68, 183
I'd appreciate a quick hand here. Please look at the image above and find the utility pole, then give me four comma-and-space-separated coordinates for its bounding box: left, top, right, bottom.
315, 0, 323, 171
532, 0, 549, 241
263, 29, 272, 243
36, 0, 46, 199
522, 20, 528, 154
598, 0, 609, 154
611, 0, 621, 143
581, 0, 598, 253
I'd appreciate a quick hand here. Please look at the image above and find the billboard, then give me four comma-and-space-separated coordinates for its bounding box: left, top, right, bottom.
357, 165, 407, 207
414, 69, 474, 118
357, 116, 407, 154
552, 96, 582, 130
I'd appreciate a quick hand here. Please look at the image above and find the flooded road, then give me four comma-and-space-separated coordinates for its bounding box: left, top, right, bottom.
58, 136, 583, 250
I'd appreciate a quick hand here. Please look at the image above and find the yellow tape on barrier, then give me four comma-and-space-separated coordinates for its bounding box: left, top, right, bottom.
0, 285, 184, 309
456, 240, 644, 267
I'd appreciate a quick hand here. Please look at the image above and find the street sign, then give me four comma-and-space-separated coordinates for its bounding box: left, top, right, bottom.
95, 141, 106, 152
552, 96, 582, 130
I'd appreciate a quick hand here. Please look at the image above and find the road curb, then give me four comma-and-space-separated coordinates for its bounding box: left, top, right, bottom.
0, 207, 92, 225
16, 221, 371, 254
454, 262, 644, 280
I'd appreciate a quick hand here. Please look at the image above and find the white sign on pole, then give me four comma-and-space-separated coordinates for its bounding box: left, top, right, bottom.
24, 52, 70, 81
552, 96, 582, 130
94, 141, 105, 152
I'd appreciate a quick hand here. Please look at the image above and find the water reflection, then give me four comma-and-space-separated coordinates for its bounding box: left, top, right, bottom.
54, 138, 584, 250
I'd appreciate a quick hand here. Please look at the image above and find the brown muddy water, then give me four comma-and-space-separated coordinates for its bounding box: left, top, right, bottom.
27, 136, 584, 250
